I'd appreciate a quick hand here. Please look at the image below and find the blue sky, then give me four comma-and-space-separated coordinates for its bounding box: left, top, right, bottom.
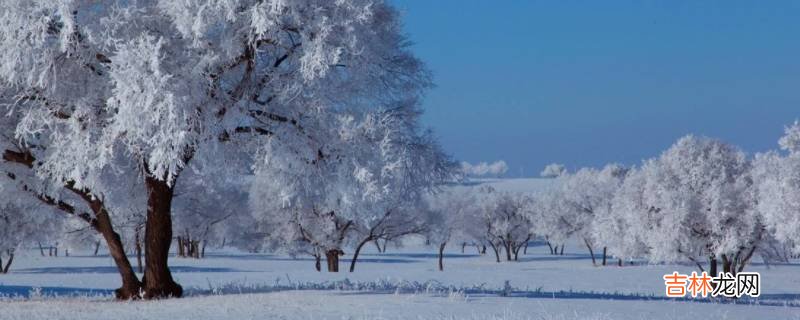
392, 0, 800, 177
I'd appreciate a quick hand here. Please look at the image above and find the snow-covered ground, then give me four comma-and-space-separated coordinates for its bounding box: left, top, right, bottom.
1, 240, 798, 320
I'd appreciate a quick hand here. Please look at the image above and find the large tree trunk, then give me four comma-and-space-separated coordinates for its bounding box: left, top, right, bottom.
142, 176, 182, 299
326, 249, 342, 272
438, 242, 447, 271
349, 237, 372, 272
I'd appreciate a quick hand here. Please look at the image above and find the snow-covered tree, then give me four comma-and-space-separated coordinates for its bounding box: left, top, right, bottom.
631, 136, 761, 275
477, 188, 534, 262
596, 166, 651, 265
558, 164, 628, 265
461, 160, 509, 177
753, 122, 800, 256
424, 188, 483, 270
0, 0, 428, 297
540, 163, 567, 178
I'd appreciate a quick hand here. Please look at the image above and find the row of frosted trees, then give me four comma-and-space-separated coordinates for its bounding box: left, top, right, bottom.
430, 125, 800, 276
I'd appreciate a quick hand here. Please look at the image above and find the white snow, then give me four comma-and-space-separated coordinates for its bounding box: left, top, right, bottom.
1, 239, 798, 319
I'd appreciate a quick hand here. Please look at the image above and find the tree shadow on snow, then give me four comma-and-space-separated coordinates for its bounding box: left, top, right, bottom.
0, 285, 113, 298
13, 266, 249, 274
361, 253, 479, 259
516, 253, 596, 263
334, 288, 800, 308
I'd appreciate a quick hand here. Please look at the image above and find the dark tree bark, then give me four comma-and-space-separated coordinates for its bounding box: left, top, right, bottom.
602, 247, 607, 266
350, 237, 372, 272
94, 241, 101, 256
488, 241, 501, 263
2, 250, 13, 273
201, 240, 206, 258
618, 258, 622, 267
314, 254, 321, 272
38, 242, 45, 256
710, 256, 718, 277
583, 238, 596, 266
503, 240, 512, 261
523, 241, 529, 255
2, 149, 141, 297
177, 237, 185, 257
438, 242, 447, 271
135, 228, 143, 274
142, 175, 182, 299
90, 199, 142, 299
546, 241, 554, 255
559, 244, 565, 255
461, 242, 466, 254
373, 239, 382, 253
326, 249, 342, 272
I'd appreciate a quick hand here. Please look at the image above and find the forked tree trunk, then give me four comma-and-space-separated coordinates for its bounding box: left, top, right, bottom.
350, 237, 372, 272
373, 239, 382, 253
326, 249, 342, 272
583, 238, 596, 266
142, 175, 182, 299
488, 241, 501, 263
504, 240, 512, 261
2, 251, 13, 273
438, 242, 447, 271
89, 199, 142, 299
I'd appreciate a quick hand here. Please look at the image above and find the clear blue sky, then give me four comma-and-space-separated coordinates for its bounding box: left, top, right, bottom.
392, 0, 800, 177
